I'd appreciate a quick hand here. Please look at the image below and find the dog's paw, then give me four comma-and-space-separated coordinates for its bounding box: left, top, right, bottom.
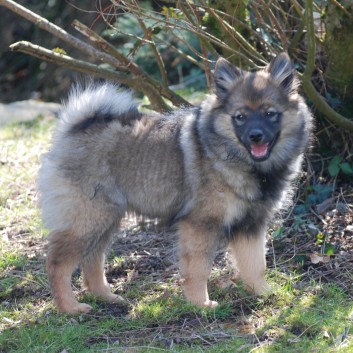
58, 302, 92, 314
101, 292, 125, 303
205, 300, 218, 308
85, 283, 125, 303
76, 302, 93, 313
243, 279, 271, 296
189, 298, 219, 308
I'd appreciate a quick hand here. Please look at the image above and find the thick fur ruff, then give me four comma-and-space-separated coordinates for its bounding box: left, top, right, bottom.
40, 53, 313, 313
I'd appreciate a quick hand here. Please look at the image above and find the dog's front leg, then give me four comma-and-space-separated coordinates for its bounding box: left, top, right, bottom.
228, 231, 270, 295
177, 220, 218, 308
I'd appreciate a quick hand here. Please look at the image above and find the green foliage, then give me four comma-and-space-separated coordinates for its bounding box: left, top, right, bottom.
294, 183, 334, 215
315, 233, 337, 255
328, 155, 353, 177
272, 225, 285, 239
102, 2, 206, 89
0, 116, 51, 237
52, 47, 67, 55
255, 283, 353, 353
161, 6, 183, 19
0, 277, 22, 300
294, 255, 307, 267
0, 251, 27, 271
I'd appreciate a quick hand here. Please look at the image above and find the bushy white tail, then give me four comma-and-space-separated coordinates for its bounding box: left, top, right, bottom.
57, 83, 136, 132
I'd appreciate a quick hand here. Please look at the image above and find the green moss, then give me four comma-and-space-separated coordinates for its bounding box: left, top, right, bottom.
325, 2, 353, 102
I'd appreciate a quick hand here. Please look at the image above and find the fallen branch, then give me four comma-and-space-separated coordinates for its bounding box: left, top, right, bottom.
10, 41, 172, 112
9, 41, 129, 83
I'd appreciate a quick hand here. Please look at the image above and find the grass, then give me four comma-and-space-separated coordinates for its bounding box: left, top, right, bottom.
1, 115, 353, 352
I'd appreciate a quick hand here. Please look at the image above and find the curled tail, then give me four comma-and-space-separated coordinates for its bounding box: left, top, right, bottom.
40, 82, 136, 231
57, 83, 137, 134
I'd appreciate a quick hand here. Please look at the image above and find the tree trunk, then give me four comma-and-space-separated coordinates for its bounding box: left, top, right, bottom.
324, 2, 353, 103
203, 0, 249, 66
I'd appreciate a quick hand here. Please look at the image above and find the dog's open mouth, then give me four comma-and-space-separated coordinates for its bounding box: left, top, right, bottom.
249, 134, 279, 161
250, 143, 269, 159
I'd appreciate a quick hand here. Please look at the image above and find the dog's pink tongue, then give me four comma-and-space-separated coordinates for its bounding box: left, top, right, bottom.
251, 144, 268, 158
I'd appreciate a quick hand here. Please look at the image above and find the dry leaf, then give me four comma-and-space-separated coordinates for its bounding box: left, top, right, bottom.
310, 254, 331, 264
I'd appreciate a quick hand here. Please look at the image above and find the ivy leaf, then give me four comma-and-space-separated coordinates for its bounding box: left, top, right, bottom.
339, 162, 353, 176
328, 155, 343, 177
152, 26, 162, 35
324, 242, 336, 255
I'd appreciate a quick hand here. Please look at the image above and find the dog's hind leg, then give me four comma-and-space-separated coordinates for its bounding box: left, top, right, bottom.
228, 232, 270, 295
46, 230, 93, 314
81, 225, 123, 303
44, 184, 122, 313
46, 220, 121, 312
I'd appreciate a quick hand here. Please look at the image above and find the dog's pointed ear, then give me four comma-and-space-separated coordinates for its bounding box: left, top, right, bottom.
214, 58, 243, 100
267, 53, 298, 94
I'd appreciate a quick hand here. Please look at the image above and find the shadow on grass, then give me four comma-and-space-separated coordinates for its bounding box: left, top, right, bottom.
252, 283, 353, 352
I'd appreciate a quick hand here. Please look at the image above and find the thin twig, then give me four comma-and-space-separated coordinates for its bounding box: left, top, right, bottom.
330, 0, 353, 20
72, 21, 192, 109
204, 5, 267, 65
258, 0, 288, 48
72, 19, 130, 70
112, 0, 250, 63
159, 39, 205, 70
136, 16, 169, 88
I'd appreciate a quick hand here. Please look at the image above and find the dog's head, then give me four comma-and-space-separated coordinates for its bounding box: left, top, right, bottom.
211, 53, 309, 168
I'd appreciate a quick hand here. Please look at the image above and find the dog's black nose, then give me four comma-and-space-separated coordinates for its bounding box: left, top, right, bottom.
249, 129, 264, 143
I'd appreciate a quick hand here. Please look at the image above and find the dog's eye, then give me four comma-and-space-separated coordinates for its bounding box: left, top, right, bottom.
232, 113, 246, 122
265, 110, 278, 119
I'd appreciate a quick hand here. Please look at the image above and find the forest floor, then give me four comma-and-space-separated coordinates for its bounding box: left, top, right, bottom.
0, 113, 352, 353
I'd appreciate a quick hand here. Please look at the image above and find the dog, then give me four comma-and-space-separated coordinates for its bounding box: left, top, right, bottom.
39, 53, 313, 313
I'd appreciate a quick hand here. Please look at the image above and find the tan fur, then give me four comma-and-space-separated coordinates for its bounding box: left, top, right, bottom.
46, 231, 93, 313
178, 220, 218, 307
228, 233, 270, 294
40, 54, 313, 313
